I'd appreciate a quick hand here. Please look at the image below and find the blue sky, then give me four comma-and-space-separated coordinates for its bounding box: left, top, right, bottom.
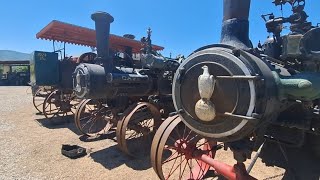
0, 1, 319, 57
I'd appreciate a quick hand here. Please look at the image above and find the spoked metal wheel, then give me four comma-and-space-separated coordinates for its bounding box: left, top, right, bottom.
42, 90, 78, 119
75, 99, 113, 137
151, 115, 216, 180
116, 102, 162, 157
32, 88, 52, 114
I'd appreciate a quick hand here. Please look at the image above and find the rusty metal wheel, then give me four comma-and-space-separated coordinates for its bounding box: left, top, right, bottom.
42, 90, 78, 119
74, 99, 113, 137
151, 115, 216, 180
116, 102, 162, 157
33, 88, 52, 114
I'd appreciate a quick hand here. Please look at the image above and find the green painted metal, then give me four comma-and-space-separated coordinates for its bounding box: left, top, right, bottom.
273, 72, 320, 101
30, 51, 59, 86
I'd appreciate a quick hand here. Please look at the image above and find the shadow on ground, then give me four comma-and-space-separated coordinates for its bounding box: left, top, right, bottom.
90, 143, 152, 171
36, 115, 119, 143
260, 141, 320, 180
35, 115, 82, 136
79, 130, 117, 142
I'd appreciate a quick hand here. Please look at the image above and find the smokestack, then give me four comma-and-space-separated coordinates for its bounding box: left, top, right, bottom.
220, 0, 252, 49
91, 12, 114, 71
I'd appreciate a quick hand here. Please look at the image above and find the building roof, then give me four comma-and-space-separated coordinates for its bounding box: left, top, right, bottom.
0, 60, 29, 65
36, 20, 164, 53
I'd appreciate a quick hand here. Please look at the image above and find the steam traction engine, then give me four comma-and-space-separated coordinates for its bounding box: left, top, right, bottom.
72, 12, 180, 156
30, 51, 80, 119
31, 20, 103, 117
151, 0, 320, 179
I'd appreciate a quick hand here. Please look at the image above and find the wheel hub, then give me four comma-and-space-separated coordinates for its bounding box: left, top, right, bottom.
174, 139, 196, 159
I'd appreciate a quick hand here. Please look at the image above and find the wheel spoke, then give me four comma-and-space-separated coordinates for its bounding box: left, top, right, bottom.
151, 116, 216, 180
49, 102, 52, 112
81, 117, 96, 129
182, 124, 187, 139
196, 139, 209, 148
117, 103, 160, 158
179, 158, 189, 179
179, 154, 182, 178
166, 152, 179, 178
80, 115, 93, 121
87, 105, 94, 111
49, 109, 61, 119
36, 103, 44, 107
174, 128, 182, 140
185, 129, 194, 140
186, 159, 194, 179
88, 117, 98, 134
126, 131, 139, 139
76, 99, 112, 136
195, 159, 206, 179
163, 152, 182, 164
168, 156, 187, 179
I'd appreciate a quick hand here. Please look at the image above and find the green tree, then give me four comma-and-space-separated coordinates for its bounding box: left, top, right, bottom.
12, 66, 29, 72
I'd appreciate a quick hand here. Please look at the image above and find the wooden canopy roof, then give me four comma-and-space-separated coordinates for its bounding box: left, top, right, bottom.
36, 20, 164, 53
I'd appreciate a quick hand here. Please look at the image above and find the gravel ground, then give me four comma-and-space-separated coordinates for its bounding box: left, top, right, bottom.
0, 86, 319, 180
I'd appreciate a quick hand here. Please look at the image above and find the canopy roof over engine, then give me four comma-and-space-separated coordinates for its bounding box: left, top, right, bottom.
36, 20, 164, 53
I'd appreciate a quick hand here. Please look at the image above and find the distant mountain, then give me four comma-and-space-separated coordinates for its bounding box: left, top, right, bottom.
0, 50, 31, 61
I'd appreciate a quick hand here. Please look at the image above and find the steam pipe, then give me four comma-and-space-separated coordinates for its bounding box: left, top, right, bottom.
220, 0, 252, 49
91, 12, 114, 71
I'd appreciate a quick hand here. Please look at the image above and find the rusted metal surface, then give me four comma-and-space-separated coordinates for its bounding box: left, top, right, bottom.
150, 115, 215, 180
36, 20, 164, 53
116, 102, 161, 157
32, 88, 53, 114
150, 115, 259, 179
42, 90, 78, 119
74, 99, 113, 137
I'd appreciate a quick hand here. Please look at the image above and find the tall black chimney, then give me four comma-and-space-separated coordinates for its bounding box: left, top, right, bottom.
91, 12, 114, 71
220, 0, 252, 49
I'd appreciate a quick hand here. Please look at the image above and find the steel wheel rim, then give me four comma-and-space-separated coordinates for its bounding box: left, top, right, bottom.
116, 102, 161, 157
43, 90, 78, 119
151, 115, 215, 180
75, 99, 113, 136
43, 90, 61, 119
33, 88, 50, 113
69, 93, 79, 115
75, 99, 88, 131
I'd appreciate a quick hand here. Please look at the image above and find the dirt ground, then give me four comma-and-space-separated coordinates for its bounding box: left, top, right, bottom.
0, 86, 319, 180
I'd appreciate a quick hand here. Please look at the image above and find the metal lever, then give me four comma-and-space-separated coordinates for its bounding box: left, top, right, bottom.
223, 112, 257, 121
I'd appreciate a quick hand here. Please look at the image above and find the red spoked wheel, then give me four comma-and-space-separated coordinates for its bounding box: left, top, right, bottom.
42, 90, 78, 119
151, 115, 216, 180
116, 102, 162, 158
75, 99, 113, 137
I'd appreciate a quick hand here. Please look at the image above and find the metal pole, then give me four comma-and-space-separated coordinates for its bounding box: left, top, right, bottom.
247, 141, 265, 173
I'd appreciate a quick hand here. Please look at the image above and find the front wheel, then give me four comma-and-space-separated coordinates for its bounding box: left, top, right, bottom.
74, 99, 113, 137
151, 115, 216, 180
